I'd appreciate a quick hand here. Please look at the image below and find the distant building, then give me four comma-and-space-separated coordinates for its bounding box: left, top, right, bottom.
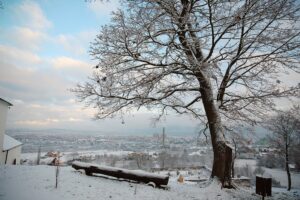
0, 98, 22, 165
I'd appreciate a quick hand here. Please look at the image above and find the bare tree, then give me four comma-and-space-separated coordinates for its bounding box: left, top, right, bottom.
158, 150, 167, 169
227, 127, 251, 178
266, 106, 300, 191
132, 153, 148, 169
291, 141, 300, 171
72, 0, 300, 185
162, 127, 166, 148
231, 137, 237, 178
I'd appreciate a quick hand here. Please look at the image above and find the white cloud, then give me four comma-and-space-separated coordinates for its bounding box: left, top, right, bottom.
87, 0, 119, 18
1, 27, 49, 51
8, 100, 95, 128
0, 45, 42, 67
68, 117, 83, 122
52, 56, 90, 70
0, 1, 52, 52
0, 60, 70, 103
51, 56, 93, 79
0, 0, 200, 133
57, 35, 86, 56
15, 118, 59, 126
56, 30, 97, 56
15, 0, 52, 31
0, 1, 51, 52
9, 27, 48, 51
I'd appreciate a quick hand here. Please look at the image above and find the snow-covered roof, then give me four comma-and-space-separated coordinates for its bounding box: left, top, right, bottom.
0, 98, 13, 106
3, 135, 22, 151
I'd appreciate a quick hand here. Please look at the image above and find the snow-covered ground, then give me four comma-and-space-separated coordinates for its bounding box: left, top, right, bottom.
235, 159, 300, 189
0, 165, 299, 200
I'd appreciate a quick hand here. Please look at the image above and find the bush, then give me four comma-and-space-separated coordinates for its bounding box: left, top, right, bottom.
257, 154, 284, 169
235, 165, 281, 187
272, 178, 281, 187
235, 164, 253, 178
253, 166, 265, 176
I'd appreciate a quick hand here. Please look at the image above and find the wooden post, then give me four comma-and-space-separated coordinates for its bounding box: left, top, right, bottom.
55, 152, 60, 188
256, 176, 272, 199
37, 145, 41, 165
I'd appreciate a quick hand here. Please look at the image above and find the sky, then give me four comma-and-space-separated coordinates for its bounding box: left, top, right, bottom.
0, 0, 298, 136
0, 0, 200, 135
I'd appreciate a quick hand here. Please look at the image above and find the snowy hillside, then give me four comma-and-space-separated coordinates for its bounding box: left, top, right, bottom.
0, 165, 299, 200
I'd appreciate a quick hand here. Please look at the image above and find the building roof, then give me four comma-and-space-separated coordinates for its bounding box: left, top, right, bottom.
0, 98, 13, 106
3, 135, 22, 151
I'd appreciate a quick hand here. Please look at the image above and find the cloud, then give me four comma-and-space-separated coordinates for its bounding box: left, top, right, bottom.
0, 45, 42, 68
57, 35, 86, 56
7, 100, 94, 128
0, 50, 95, 129
0, 1, 52, 52
0, 27, 50, 51
8, 27, 49, 51
7, 98, 200, 134
0, 0, 200, 134
14, 0, 52, 31
56, 31, 96, 56
15, 118, 59, 126
0, 60, 70, 103
50, 56, 93, 80
87, 0, 119, 18
52, 56, 90, 69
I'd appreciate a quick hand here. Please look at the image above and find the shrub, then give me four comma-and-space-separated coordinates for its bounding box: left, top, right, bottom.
257, 154, 284, 169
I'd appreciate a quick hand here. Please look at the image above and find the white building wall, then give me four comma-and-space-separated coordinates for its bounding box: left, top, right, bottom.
3, 146, 22, 165
0, 99, 22, 165
0, 151, 6, 164
0, 102, 9, 150
0, 147, 22, 165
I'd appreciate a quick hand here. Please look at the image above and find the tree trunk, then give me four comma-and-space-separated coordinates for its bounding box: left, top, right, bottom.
286, 143, 291, 191
232, 139, 237, 178
176, 5, 232, 185
72, 161, 169, 187
197, 71, 232, 187
232, 159, 235, 178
